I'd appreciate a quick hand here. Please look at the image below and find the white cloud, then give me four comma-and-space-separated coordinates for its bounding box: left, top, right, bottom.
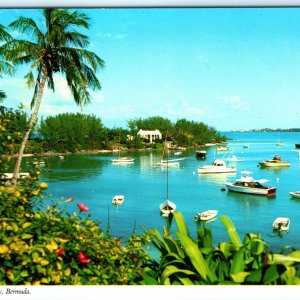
217, 95, 249, 112
95, 32, 127, 40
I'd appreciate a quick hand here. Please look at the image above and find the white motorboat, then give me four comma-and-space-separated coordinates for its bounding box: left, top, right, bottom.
289, 191, 300, 199
198, 159, 236, 174
159, 199, 176, 216
225, 171, 276, 197
272, 217, 290, 231
112, 194, 124, 205
194, 210, 218, 222
112, 157, 134, 163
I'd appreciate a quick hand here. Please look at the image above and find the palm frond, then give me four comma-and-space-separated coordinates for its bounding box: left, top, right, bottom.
0, 24, 12, 42
9, 17, 44, 44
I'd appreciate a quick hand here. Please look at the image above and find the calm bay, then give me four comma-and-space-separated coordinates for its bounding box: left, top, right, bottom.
23, 131, 300, 253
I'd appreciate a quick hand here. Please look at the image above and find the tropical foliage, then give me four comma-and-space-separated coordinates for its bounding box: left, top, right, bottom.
0, 8, 104, 183
128, 116, 226, 147
0, 119, 153, 285
143, 211, 300, 285
39, 113, 106, 153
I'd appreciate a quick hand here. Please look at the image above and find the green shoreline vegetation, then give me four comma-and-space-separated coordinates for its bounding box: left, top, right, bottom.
1, 106, 227, 156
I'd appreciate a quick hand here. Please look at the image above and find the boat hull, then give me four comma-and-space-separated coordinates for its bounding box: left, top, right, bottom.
289, 191, 300, 199
198, 168, 236, 174
112, 195, 124, 205
259, 161, 290, 167
112, 158, 134, 163
195, 210, 218, 222
225, 183, 276, 196
160, 199, 176, 216
273, 217, 290, 231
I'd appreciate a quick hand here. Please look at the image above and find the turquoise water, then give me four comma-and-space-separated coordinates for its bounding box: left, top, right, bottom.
24, 131, 300, 252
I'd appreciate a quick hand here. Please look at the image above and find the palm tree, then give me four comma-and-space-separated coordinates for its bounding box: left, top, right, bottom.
0, 9, 104, 184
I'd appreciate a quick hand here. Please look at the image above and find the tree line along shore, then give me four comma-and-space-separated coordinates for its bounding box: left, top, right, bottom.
2, 106, 227, 156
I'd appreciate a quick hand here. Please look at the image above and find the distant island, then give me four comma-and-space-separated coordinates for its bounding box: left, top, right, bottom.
233, 128, 300, 132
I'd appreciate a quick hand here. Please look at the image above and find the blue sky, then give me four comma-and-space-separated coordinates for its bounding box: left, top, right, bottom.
1, 7, 300, 131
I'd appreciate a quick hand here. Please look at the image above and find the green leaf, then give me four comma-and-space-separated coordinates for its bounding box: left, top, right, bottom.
269, 253, 300, 266
163, 235, 185, 257
220, 216, 242, 248
230, 271, 249, 283
263, 265, 280, 284
173, 211, 189, 236
246, 268, 263, 283
161, 265, 196, 285
230, 248, 245, 274
175, 232, 215, 283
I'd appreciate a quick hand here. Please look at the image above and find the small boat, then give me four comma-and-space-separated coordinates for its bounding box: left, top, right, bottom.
32, 160, 45, 165
112, 132, 134, 163
112, 157, 134, 163
174, 151, 182, 156
258, 154, 290, 167
225, 171, 276, 197
225, 155, 243, 162
243, 144, 249, 148
194, 210, 218, 222
1, 172, 30, 180
217, 146, 229, 152
112, 194, 124, 205
276, 142, 284, 146
272, 217, 290, 231
196, 150, 207, 159
59, 155, 64, 159
289, 191, 300, 199
159, 199, 176, 216
198, 159, 236, 174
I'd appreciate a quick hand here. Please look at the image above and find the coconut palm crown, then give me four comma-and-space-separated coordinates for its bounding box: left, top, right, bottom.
0, 9, 105, 183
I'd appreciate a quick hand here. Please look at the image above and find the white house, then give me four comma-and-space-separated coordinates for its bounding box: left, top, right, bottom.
137, 129, 162, 143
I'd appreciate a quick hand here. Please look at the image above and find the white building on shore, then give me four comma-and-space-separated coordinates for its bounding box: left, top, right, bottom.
137, 129, 162, 143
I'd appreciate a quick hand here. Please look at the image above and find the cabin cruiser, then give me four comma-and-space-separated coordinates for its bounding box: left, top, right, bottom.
225, 171, 276, 197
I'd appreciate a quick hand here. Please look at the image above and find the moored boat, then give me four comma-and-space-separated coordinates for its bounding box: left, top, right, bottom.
198, 159, 236, 174
112, 157, 134, 163
289, 191, 300, 199
272, 217, 290, 231
1, 172, 30, 180
225, 171, 276, 197
258, 154, 290, 167
112, 194, 124, 205
159, 199, 176, 216
217, 145, 229, 152
194, 210, 218, 222
196, 150, 207, 159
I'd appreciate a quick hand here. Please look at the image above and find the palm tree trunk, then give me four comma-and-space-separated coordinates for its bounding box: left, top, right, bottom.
12, 69, 48, 186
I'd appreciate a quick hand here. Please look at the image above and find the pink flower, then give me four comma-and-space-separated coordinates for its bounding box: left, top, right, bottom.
56, 248, 65, 256
77, 203, 89, 212
65, 197, 74, 203
78, 252, 91, 264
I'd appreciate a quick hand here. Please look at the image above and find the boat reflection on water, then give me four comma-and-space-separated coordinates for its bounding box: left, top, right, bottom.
198, 173, 236, 185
